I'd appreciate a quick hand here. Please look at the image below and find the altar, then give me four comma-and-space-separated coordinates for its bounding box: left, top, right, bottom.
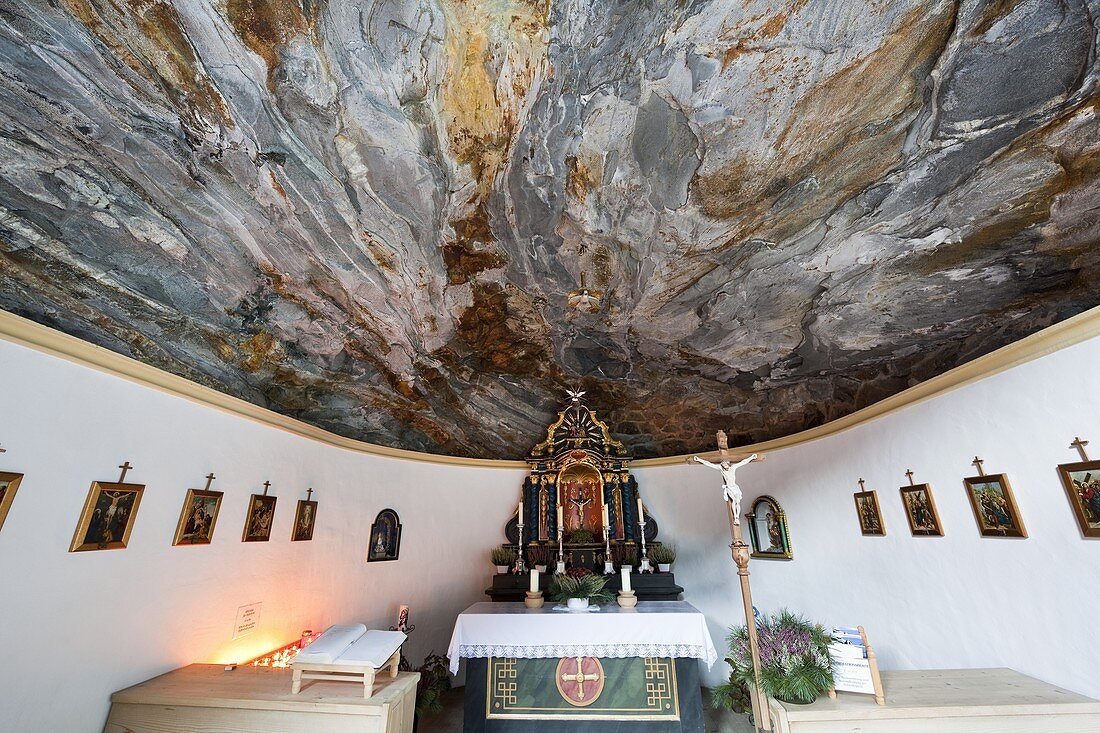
447, 601, 716, 732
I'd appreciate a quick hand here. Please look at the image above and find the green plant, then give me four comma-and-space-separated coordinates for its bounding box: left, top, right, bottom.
567, 528, 595, 544
611, 544, 638, 568
711, 676, 752, 714
722, 610, 834, 705
415, 652, 452, 716
549, 573, 614, 605
650, 544, 676, 564
527, 545, 552, 567
490, 547, 516, 566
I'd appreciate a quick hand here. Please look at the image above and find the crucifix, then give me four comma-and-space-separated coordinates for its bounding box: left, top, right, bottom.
905, 470, 915, 486
1071, 437, 1091, 462
306, 488, 314, 501
262, 481, 271, 496
117, 461, 133, 483
690, 431, 770, 732
560, 658, 601, 701
203, 473, 216, 491
972, 457, 986, 476
858, 478, 866, 491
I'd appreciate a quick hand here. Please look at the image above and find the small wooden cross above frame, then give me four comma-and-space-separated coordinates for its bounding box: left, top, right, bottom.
858, 478, 867, 491
971, 456, 986, 476
262, 481, 271, 496
1070, 437, 1091, 462
117, 461, 134, 483
203, 473, 216, 491
306, 488, 314, 501
905, 469, 916, 486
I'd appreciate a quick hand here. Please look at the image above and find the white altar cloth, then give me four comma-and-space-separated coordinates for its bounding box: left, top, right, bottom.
446, 601, 718, 674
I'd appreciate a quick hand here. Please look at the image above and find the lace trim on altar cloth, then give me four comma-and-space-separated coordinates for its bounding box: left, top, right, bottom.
451, 643, 717, 673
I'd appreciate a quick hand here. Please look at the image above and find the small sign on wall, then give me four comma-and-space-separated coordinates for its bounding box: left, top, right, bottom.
233, 602, 262, 639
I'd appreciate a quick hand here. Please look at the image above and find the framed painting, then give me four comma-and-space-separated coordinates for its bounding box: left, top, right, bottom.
292, 499, 317, 542
1056, 459, 1100, 538
745, 495, 792, 559
0, 472, 23, 534
70, 481, 145, 552
242, 494, 277, 542
899, 484, 944, 536
172, 488, 223, 546
367, 508, 401, 562
853, 490, 885, 536
963, 473, 1027, 538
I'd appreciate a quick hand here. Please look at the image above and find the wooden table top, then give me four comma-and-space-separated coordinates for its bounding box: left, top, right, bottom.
774, 669, 1100, 721
110, 664, 420, 716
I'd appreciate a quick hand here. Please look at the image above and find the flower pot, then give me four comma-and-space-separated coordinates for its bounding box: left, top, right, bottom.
534, 564, 547, 573
658, 563, 672, 573
495, 565, 510, 574
566, 597, 590, 611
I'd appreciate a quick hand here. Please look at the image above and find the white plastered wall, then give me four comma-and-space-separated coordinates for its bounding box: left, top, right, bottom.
0, 338, 525, 732
638, 334, 1100, 699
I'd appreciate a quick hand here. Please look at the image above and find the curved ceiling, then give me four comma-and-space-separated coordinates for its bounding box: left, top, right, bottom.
0, 0, 1098, 459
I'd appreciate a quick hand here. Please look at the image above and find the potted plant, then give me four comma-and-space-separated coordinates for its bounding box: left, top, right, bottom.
611, 544, 638, 570
528, 545, 551, 573
413, 652, 451, 732
650, 544, 676, 572
720, 610, 834, 706
549, 572, 614, 611
490, 547, 516, 574
568, 528, 595, 544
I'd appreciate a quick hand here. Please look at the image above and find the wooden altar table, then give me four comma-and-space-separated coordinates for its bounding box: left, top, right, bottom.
448, 601, 716, 732
768, 668, 1100, 733
104, 664, 419, 733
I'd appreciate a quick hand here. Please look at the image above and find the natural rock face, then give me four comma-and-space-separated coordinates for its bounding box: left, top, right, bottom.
0, 0, 1098, 458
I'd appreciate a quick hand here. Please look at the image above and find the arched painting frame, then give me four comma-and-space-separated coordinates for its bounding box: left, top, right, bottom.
367, 508, 402, 562
745, 495, 792, 560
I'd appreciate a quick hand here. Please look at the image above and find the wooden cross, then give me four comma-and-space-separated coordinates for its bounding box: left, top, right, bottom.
262, 481, 271, 496
117, 461, 133, 483
1070, 437, 1091, 462
560, 658, 601, 701
972, 456, 986, 476
203, 473, 216, 491
857, 478, 866, 492
306, 488, 313, 501
905, 469, 915, 486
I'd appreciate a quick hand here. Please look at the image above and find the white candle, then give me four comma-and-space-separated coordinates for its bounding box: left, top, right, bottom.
621, 566, 631, 593
637, 497, 645, 523
557, 505, 563, 531
602, 503, 609, 529
518, 500, 523, 521
529, 569, 538, 594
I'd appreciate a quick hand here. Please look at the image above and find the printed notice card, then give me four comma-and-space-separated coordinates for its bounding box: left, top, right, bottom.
829, 626, 876, 695
233, 602, 262, 639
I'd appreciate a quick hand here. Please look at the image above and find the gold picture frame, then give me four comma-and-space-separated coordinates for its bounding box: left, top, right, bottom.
172, 488, 224, 546
854, 489, 885, 536
70, 481, 145, 552
899, 484, 944, 536
0, 471, 24, 533
242, 494, 277, 542
745, 495, 793, 559
292, 499, 317, 542
963, 473, 1027, 538
1055, 459, 1100, 538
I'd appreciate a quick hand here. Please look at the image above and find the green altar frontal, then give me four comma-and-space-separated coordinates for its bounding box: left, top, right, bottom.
464, 656, 704, 732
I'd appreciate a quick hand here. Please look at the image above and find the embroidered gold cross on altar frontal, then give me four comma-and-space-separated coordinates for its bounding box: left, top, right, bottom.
561, 658, 601, 701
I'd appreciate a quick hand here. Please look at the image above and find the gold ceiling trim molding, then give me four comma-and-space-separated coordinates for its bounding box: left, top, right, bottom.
1, 306, 1099, 470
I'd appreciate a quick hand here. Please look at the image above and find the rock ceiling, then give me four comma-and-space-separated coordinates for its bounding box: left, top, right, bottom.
1, 0, 1098, 459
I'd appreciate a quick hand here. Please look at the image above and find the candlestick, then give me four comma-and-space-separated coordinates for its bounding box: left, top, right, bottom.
529, 568, 539, 593
620, 566, 632, 593
396, 605, 409, 632
515, 518, 527, 574
525, 590, 544, 609
603, 525, 614, 575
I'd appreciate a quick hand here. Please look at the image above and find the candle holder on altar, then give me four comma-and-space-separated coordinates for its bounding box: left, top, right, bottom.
513, 521, 528, 575
524, 591, 544, 609
617, 590, 637, 608
638, 520, 654, 573
555, 527, 566, 574
602, 527, 614, 575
